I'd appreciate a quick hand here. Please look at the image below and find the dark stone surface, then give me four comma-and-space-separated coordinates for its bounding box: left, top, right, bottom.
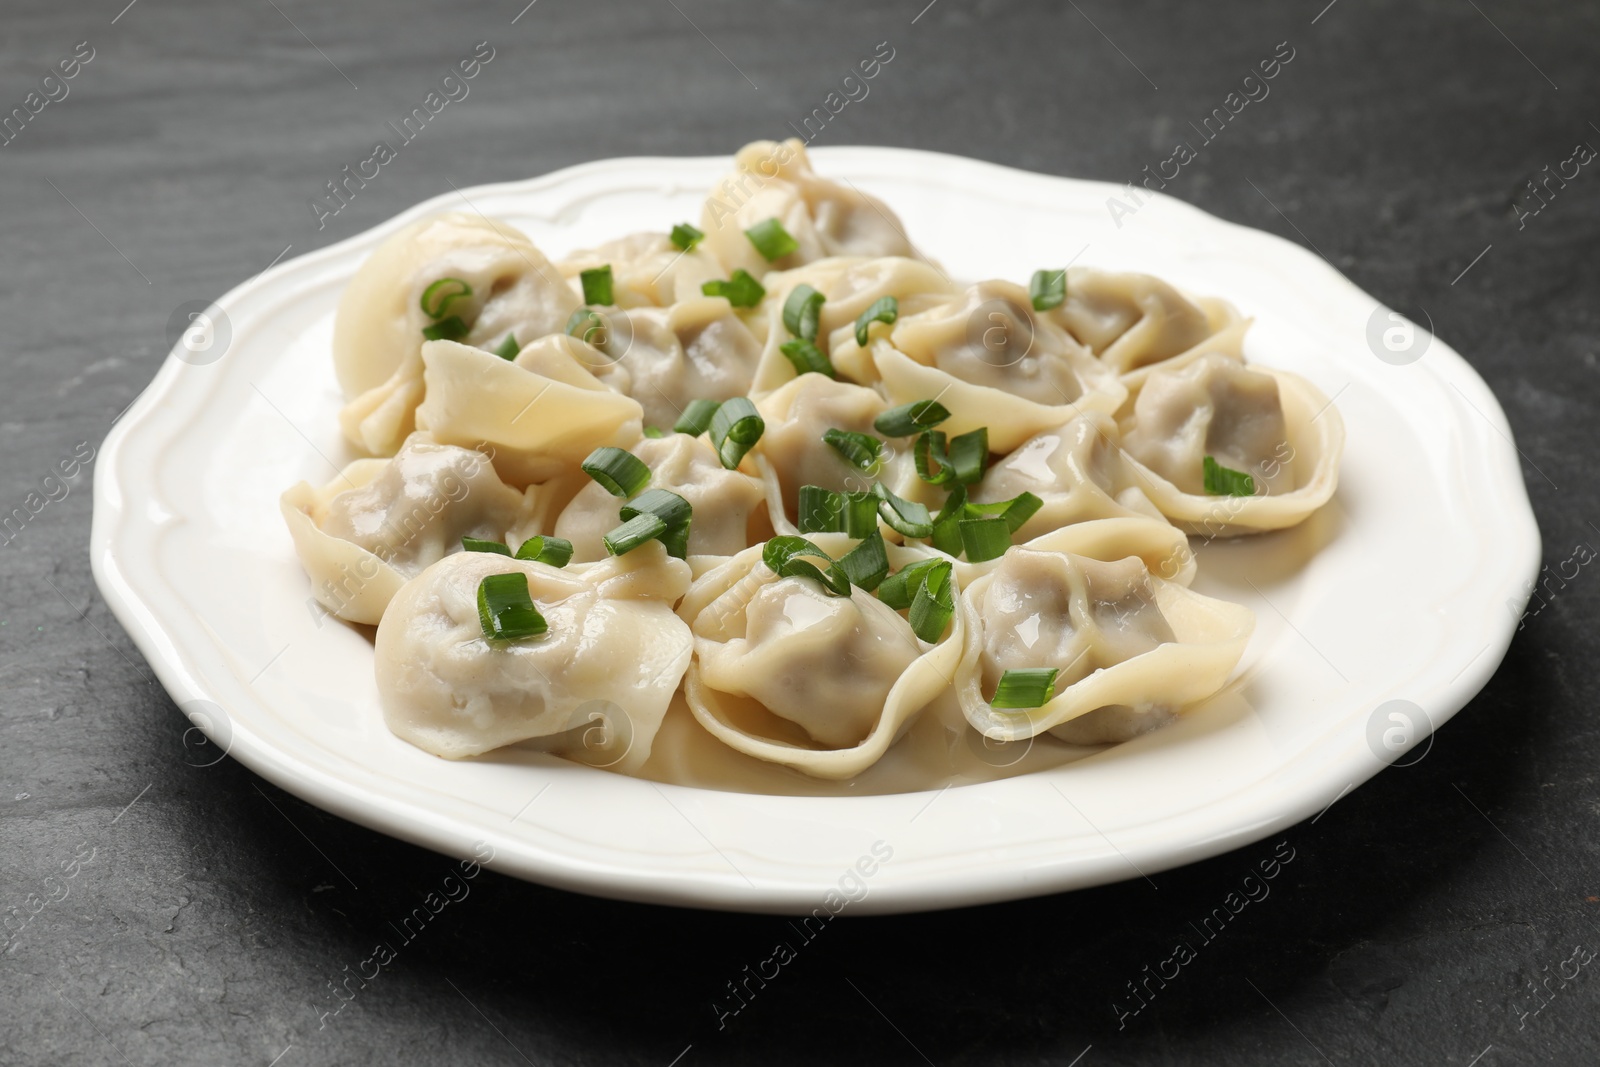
2, 0, 1595, 1063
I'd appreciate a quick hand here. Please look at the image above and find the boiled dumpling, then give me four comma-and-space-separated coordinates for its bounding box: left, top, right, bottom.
555, 231, 724, 308
375, 542, 692, 770
955, 547, 1252, 744
577, 297, 763, 430
700, 140, 916, 280
679, 538, 963, 778
1046, 268, 1240, 376
336, 213, 580, 455
280, 434, 526, 625
414, 337, 643, 486
970, 412, 1162, 542
553, 432, 768, 562
1119, 352, 1343, 536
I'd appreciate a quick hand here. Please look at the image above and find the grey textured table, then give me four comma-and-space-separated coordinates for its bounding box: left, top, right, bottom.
4, 1, 1596, 1064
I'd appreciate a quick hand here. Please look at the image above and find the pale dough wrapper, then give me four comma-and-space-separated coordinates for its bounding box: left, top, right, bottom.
555, 231, 725, 309
375, 543, 692, 771
955, 547, 1253, 744
677, 537, 963, 780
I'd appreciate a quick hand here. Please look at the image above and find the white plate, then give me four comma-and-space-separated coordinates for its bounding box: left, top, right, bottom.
91, 148, 1540, 914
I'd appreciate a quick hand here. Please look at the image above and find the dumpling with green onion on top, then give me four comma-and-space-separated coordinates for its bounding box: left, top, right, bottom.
555, 231, 725, 309
374, 541, 692, 770
1043, 267, 1241, 377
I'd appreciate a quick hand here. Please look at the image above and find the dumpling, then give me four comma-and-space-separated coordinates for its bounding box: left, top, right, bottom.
946, 518, 1198, 589
877, 281, 1125, 452
553, 432, 768, 562
413, 337, 643, 486
280, 434, 526, 625
751, 373, 921, 531
374, 542, 692, 771
748, 256, 960, 392
578, 297, 763, 430
969, 412, 1162, 542
954, 547, 1252, 745
1046, 268, 1240, 376
1119, 352, 1344, 536
555, 231, 724, 308
336, 213, 580, 456
679, 537, 963, 778
699, 139, 916, 280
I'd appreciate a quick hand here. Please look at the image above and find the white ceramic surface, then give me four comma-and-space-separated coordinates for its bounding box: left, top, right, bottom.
90, 148, 1540, 914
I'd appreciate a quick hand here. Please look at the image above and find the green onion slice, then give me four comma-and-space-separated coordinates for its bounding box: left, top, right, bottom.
906, 560, 955, 643
701, 269, 767, 308
842, 490, 880, 538
823, 428, 883, 473
670, 222, 705, 252
964, 491, 1043, 534
946, 427, 990, 485
421, 315, 469, 342
566, 307, 608, 345
643, 426, 665, 438
745, 218, 799, 261
872, 483, 934, 539
930, 488, 967, 557
874, 399, 950, 437
491, 333, 521, 360
421, 277, 472, 319
603, 512, 668, 557
782, 284, 826, 341
854, 296, 899, 347
476, 573, 548, 642
708, 397, 764, 469
674, 398, 722, 437
877, 558, 944, 610
958, 515, 1011, 563
762, 535, 851, 597
461, 536, 511, 556
838, 528, 890, 592
796, 485, 844, 534
991, 667, 1060, 709
581, 446, 651, 498
620, 488, 692, 558
580, 265, 614, 306
914, 430, 953, 486
1203, 455, 1256, 497
514, 534, 574, 568
779, 338, 836, 378
1029, 269, 1066, 311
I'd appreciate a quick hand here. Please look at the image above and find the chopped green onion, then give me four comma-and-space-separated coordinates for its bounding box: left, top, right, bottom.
643, 426, 665, 438
838, 528, 890, 592
842, 490, 880, 538
906, 560, 954, 643
566, 307, 608, 345
491, 333, 521, 360
421, 277, 472, 319
581, 446, 651, 498
872, 483, 933, 539
1029, 269, 1066, 312
964, 491, 1043, 534
708, 397, 765, 469
991, 667, 1059, 709
823, 428, 883, 473
701, 269, 766, 308
670, 222, 705, 252
782, 284, 826, 341
620, 488, 692, 558
762, 535, 851, 597
874, 399, 950, 437
745, 218, 799, 261
673, 398, 721, 437
1203, 456, 1256, 497
476, 573, 548, 642
422, 315, 469, 342
580, 265, 614, 306
854, 296, 899, 347
462, 536, 511, 556
877, 558, 944, 611
603, 512, 668, 557
796, 485, 844, 534
514, 534, 574, 568
946, 427, 989, 485
779, 338, 836, 378
914, 430, 954, 486
930, 487, 967, 556
958, 515, 1012, 562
